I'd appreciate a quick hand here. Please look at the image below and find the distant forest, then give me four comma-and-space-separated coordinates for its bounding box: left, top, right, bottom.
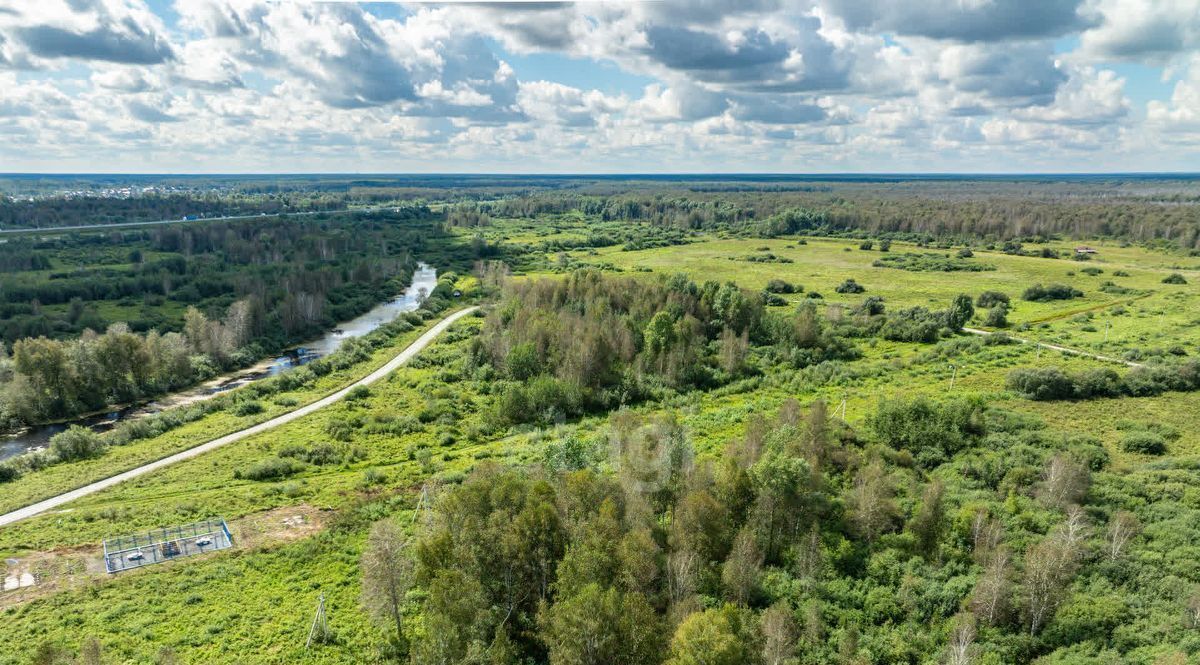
5, 175, 1200, 246
0, 194, 346, 229
481, 188, 1200, 250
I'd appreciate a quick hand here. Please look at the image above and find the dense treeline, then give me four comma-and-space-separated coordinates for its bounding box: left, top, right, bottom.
470, 271, 863, 426
467, 271, 982, 428
0, 208, 487, 428
481, 188, 1200, 248
0, 209, 447, 345
0, 273, 462, 479
0, 306, 248, 427
361, 394, 1168, 663
1007, 362, 1200, 401
443, 204, 492, 228
8, 177, 1200, 245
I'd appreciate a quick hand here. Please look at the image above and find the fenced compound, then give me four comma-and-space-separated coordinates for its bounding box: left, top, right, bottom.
103, 518, 233, 573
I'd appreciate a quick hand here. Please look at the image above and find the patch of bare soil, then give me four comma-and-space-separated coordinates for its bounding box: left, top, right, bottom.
0, 546, 103, 610
229, 504, 329, 549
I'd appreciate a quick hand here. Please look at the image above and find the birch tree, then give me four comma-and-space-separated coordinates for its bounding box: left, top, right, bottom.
361, 519, 412, 645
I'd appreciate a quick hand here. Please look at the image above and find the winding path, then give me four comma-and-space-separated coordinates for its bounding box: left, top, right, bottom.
962, 327, 1144, 368
0, 306, 479, 529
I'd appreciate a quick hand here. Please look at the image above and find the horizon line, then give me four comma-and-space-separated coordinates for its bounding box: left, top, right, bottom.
3, 171, 1200, 178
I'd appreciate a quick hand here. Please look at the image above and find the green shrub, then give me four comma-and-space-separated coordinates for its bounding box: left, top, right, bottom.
739, 253, 792, 264
235, 457, 305, 481
854, 296, 886, 316
1163, 273, 1188, 284
1022, 283, 1083, 302
765, 279, 799, 294
233, 401, 264, 416
1007, 367, 1076, 400
1120, 431, 1167, 455
49, 426, 106, 462
880, 307, 943, 343
279, 442, 344, 466
835, 279, 866, 294
1073, 368, 1122, 398
983, 304, 1008, 328
874, 253, 994, 273
1099, 281, 1135, 295
1008, 361, 1200, 401
976, 291, 1010, 308
506, 342, 542, 381
867, 397, 985, 468
360, 468, 387, 487
326, 417, 356, 441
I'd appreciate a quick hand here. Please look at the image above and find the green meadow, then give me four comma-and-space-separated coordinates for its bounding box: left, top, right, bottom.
5, 209, 1200, 664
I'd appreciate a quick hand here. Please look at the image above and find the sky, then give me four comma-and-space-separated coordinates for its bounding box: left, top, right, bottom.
1, 0, 1199, 173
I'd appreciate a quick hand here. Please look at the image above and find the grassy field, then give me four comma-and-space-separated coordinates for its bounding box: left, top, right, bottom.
0, 317, 524, 664
5, 224, 1200, 663
4, 303, 1195, 661
583, 236, 1199, 337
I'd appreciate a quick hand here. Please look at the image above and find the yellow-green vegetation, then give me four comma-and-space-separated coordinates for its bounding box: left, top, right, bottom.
583, 236, 1197, 342
7, 189, 1200, 665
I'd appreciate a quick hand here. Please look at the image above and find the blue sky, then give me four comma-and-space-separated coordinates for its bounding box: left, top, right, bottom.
1, 1, 1198, 173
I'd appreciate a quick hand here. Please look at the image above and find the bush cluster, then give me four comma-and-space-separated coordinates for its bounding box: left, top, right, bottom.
835, 278, 866, 294
873, 252, 995, 273
1007, 361, 1200, 401
976, 291, 1010, 308
1119, 431, 1167, 455
1022, 283, 1083, 302
234, 457, 305, 481
764, 279, 800, 294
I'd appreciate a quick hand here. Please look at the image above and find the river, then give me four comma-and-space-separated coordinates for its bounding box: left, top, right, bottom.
0, 263, 437, 463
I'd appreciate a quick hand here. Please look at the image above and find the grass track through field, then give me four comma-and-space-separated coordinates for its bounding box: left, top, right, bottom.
961, 327, 1143, 367
1024, 292, 1154, 324
0, 306, 479, 529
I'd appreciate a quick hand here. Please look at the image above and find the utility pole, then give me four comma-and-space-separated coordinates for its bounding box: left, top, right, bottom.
835, 397, 848, 420
412, 483, 433, 526
949, 364, 958, 391
306, 592, 329, 649
1104, 320, 1111, 343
